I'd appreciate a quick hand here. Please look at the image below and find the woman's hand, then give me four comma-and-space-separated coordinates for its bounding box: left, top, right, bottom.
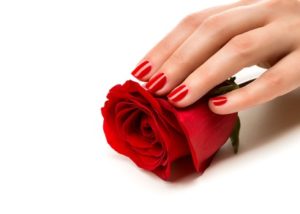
131, 0, 300, 114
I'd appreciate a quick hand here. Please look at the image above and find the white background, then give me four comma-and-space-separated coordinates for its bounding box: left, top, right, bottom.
1, 0, 300, 213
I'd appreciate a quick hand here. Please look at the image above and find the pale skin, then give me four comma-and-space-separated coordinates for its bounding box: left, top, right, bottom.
131, 0, 300, 114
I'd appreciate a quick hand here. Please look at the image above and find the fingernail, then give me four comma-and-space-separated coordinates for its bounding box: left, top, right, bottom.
145, 73, 167, 93
131, 60, 152, 79
168, 85, 188, 102
210, 96, 227, 106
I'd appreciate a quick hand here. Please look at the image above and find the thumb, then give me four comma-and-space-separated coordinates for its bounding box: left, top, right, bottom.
209, 52, 300, 115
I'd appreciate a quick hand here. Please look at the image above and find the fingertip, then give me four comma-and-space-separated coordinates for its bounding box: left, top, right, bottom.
208, 95, 237, 115
168, 99, 189, 108
131, 60, 153, 82
167, 84, 192, 108
167, 93, 190, 108
208, 100, 228, 115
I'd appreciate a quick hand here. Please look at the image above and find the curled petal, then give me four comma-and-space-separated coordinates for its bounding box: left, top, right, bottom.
173, 99, 237, 173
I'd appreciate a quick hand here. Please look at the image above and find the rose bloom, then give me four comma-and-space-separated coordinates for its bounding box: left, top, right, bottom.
101, 80, 237, 180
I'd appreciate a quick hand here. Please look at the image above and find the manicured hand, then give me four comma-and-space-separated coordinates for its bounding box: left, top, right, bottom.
131, 0, 300, 114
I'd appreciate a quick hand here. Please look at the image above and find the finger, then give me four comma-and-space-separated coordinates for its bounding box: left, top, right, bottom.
146, 1, 268, 94
168, 22, 295, 107
131, 0, 252, 81
209, 51, 300, 115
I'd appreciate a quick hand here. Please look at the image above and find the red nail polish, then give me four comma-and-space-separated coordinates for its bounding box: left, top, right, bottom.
146, 73, 167, 93
168, 85, 188, 102
131, 61, 152, 79
210, 96, 227, 106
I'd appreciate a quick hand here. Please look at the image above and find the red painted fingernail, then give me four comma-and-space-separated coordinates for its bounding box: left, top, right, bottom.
210, 96, 227, 106
131, 60, 152, 79
168, 85, 188, 102
145, 73, 167, 93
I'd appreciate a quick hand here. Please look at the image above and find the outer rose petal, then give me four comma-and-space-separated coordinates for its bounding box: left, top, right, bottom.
173, 99, 238, 173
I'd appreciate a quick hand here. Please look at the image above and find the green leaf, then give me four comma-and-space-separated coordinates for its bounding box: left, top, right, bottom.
230, 116, 241, 154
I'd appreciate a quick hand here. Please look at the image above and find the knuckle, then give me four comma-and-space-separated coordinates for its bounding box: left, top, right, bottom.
239, 0, 256, 4
264, 73, 284, 89
263, 0, 283, 8
239, 87, 254, 101
227, 34, 256, 58
238, 0, 259, 6
200, 15, 226, 33
181, 13, 201, 29
169, 52, 188, 67
155, 39, 175, 55
263, 0, 297, 9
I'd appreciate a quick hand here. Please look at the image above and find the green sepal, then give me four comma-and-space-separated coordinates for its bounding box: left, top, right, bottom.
208, 77, 239, 97
230, 116, 241, 154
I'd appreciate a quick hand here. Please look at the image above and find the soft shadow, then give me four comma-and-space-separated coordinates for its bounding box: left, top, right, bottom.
214, 87, 300, 163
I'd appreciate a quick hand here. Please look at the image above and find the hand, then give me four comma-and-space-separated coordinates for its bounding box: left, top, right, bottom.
131, 0, 300, 114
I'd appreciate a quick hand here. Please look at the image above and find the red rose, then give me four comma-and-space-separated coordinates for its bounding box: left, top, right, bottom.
101, 80, 238, 180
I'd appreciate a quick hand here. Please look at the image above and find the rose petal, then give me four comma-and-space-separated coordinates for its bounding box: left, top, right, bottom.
140, 116, 155, 139
173, 99, 237, 173
131, 142, 163, 158
130, 145, 164, 171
